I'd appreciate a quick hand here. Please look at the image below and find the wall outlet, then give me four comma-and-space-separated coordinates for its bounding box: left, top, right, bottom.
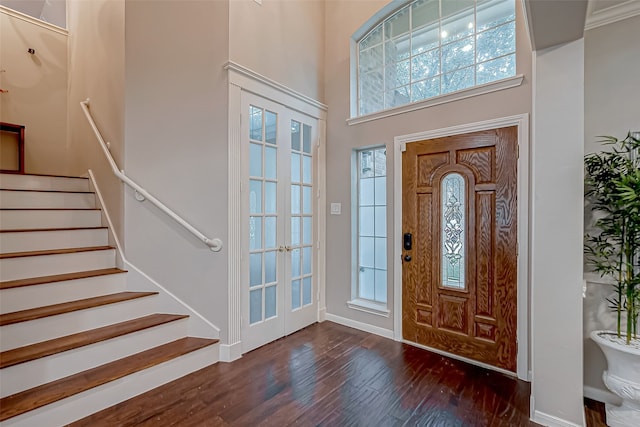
330, 203, 341, 215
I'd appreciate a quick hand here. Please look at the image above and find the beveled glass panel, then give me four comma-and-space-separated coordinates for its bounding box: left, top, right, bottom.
385, 8, 409, 39
291, 217, 301, 246
359, 268, 375, 300
291, 185, 301, 214
374, 176, 386, 204
375, 269, 387, 303
303, 247, 312, 275
265, 216, 277, 249
265, 250, 277, 284
303, 277, 312, 305
249, 143, 262, 177
249, 180, 262, 214
360, 25, 382, 50
375, 237, 387, 269
477, 54, 514, 85
265, 181, 277, 214
360, 206, 375, 236
303, 186, 312, 214
250, 253, 262, 287
249, 216, 262, 250
265, 146, 277, 180
265, 285, 277, 319
249, 106, 262, 141
302, 155, 312, 184
303, 217, 312, 245
360, 236, 375, 268
360, 177, 375, 205
265, 111, 277, 144
441, 173, 466, 289
303, 124, 312, 153
412, 0, 439, 30
375, 206, 386, 237
249, 289, 262, 324
291, 153, 301, 183
292, 279, 301, 309
291, 121, 301, 151
292, 248, 301, 277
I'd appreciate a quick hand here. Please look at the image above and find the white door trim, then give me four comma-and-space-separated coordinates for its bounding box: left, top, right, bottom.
226, 63, 327, 360
393, 114, 530, 381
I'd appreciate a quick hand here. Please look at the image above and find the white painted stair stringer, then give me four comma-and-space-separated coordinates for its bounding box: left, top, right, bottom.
0, 343, 219, 427
0, 248, 116, 281
1, 294, 159, 351
0, 174, 90, 192
0, 318, 189, 398
0, 228, 108, 253
0, 190, 96, 209
0, 209, 102, 230
0, 273, 127, 313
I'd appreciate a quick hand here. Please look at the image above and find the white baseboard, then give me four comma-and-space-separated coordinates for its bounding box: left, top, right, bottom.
219, 341, 242, 362
584, 385, 622, 405
531, 410, 583, 427
324, 313, 394, 339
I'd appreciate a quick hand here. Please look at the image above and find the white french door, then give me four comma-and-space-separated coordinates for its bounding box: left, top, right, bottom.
241, 92, 318, 353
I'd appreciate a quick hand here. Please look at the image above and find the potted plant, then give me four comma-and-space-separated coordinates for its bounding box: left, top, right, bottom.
585, 132, 640, 427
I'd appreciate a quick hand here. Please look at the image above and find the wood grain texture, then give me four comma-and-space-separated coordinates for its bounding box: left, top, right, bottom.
0, 268, 126, 290
402, 127, 518, 372
69, 322, 539, 427
0, 246, 112, 259
0, 292, 157, 326
0, 337, 218, 422
0, 314, 188, 369
0, 226, 107, 233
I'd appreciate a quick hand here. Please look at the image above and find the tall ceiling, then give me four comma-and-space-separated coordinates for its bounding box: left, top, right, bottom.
524, 0, 640, 51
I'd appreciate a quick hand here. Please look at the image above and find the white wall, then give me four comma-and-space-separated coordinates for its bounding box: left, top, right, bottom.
323, 1, 532, 333
0, 8, 68, 175
229, 0, 325, 101
67, 0, 125, 242
123, 0, 230, 341
530, 39, 585, 426
583, 14, 640, 401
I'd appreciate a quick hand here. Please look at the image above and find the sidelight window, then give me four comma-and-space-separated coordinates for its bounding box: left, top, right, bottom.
353, 147, 388, 308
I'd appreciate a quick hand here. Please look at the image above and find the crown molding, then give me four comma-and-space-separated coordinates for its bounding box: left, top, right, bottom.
585, 0, 640, 30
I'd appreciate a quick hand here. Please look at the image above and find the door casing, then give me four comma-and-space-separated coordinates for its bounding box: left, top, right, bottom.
393, 114, 530, 380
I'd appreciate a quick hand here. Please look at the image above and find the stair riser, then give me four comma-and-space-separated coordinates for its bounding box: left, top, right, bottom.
0, 210, 102, 230
0, 344, 219, 427
0, 191, 95, 209
1, 296, 159, 351
0, 250, 116, 281
0, 319, 189, 398
0, 175, 90, 192
0, 274, 126, 313
0, 229, 108, 254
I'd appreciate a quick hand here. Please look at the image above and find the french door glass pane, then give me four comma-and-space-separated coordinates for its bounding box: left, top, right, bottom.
248, 105, 278, 325
292, 280, 301, 309
303, 277, 312, 305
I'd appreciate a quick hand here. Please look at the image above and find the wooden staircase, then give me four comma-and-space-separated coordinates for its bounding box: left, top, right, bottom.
0, 173, 219, 426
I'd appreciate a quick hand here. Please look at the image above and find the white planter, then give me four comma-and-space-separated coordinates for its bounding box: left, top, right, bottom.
591, 330, 640, 427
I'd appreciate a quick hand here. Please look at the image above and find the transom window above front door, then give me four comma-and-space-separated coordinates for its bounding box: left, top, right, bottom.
355, 0, 516, 116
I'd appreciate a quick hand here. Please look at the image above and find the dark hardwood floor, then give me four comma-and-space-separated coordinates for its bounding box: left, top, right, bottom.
69, 322, 599, 427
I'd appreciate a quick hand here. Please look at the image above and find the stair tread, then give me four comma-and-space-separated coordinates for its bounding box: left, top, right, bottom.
0, 292, 158, 326
0, 313, 189, 369
0, 188, 94, 194
0, 336, 218, 422
0, 268, 126, 290
0, 245, 113, 259
0, 226, 107, 233
0, 173, 88, 180
0, 208, 100, 211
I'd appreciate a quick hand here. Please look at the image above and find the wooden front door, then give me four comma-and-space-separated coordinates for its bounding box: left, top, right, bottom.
402, 127, 518, 372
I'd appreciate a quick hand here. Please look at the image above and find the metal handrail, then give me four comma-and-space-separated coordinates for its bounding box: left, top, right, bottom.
80, 99, 222, 252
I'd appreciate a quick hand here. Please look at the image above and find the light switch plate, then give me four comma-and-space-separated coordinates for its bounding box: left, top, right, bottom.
330, 203, 341, 215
